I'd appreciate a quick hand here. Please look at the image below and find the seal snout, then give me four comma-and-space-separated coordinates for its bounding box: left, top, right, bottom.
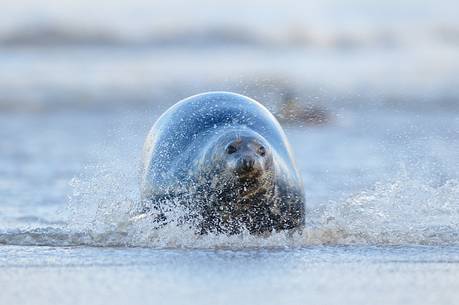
240, 156, 255, 171
235, 155, 259, 177
235, 154, 262, 178
223, 135, 269, 178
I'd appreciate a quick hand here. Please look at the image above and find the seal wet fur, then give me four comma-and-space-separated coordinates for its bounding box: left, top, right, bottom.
140, 92, 305, 234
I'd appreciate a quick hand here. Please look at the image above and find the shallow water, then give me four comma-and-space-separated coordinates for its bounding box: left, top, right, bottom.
2, 245, 459, 305
1, 94, 459, 305
0, 108, 458, 246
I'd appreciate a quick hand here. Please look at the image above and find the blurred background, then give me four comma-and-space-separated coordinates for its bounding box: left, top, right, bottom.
1, 0, 458, 229
1, 0, 459, 112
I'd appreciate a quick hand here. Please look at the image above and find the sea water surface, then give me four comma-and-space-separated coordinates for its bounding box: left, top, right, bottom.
1, 107, 458, 305
1, 1, 459, 304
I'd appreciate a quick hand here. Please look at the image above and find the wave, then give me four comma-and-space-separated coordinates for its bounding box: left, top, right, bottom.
1, 24, 458, 49
0, 27, 260, 48
1, 175, 458, 249
1, 78, 458, 115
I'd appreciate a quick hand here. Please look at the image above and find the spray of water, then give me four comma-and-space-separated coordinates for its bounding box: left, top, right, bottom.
1, 162, 457, 248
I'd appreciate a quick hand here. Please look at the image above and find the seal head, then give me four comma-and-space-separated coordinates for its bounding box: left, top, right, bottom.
203, 129, 273, 181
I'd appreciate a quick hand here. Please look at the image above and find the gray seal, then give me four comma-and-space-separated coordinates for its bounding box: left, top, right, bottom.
141, 92, 305, 234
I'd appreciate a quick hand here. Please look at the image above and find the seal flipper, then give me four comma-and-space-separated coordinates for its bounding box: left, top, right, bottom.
273, 181, 305, 230
135, 195, 170, 225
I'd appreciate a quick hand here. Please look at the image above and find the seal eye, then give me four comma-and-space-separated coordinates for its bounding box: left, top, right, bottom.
226, 144, 237, 154
258, 146, 266, 156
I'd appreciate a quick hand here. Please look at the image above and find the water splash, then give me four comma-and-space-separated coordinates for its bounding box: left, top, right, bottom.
1, 169, 458, 248
305, 175, 459, 246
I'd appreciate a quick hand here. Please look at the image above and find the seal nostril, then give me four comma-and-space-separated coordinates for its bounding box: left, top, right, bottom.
258, 146, 266, 156
242, 158, 254, 170
226, 144, 237, 154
